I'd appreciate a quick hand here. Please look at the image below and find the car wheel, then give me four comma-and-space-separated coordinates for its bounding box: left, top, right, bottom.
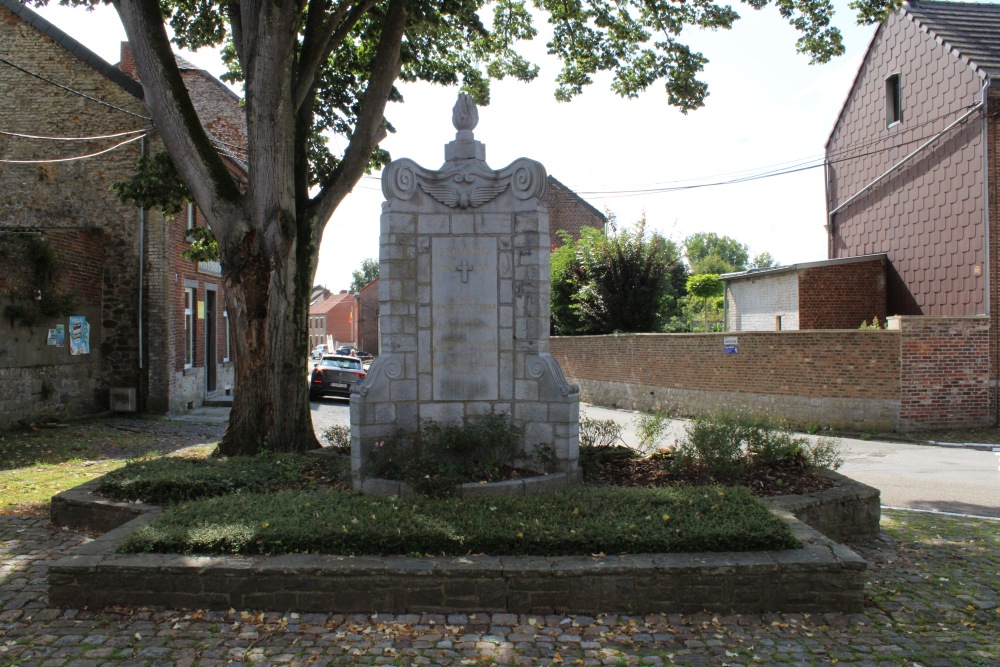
310, 391, 321, 401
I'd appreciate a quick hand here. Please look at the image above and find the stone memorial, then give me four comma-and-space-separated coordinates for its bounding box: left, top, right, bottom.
350, 94, 580, 493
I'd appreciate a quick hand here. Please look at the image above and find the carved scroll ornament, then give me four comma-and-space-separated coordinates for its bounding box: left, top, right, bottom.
382, 157, 547, 209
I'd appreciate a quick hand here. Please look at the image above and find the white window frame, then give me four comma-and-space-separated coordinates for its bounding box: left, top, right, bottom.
184, 287, 194, 368
886, 73, 902, 127
223, 309, 231, 362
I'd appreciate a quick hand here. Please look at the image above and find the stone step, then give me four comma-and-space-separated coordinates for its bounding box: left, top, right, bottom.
203, 395, 233, 408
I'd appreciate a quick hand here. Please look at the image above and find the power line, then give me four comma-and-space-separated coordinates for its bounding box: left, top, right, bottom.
0, 55, 152, 121
0, 132, 148, 164
0, 127, 151, 141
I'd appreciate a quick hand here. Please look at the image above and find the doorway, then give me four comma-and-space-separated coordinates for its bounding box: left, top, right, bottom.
205, 288, 217, 393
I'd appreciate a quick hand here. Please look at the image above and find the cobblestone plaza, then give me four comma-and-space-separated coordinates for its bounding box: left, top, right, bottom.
2, 510, 997, 666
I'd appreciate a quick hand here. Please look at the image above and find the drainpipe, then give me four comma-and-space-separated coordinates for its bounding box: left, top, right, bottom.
138, 136, 146, 371
824, 153, 833, 259
980, 79, 995, 422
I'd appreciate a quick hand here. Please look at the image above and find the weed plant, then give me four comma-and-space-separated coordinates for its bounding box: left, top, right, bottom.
119, 485, 798, 557
578, 414, 634, 481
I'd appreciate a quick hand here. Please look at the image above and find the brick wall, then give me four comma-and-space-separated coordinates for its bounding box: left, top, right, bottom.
798, 258, 887, 329
544, 177, 605, 246
988, 91, 1000, 424
896, 316, 991, 429
551, 317, 990, 431
327, 296, 357, 346
0, 4, 146, 426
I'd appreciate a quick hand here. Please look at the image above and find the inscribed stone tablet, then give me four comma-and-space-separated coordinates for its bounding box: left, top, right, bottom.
431, 237, 499, 400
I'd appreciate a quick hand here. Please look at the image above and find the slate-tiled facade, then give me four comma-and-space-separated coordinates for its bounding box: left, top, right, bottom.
825, 0, 1000, 423
826, 5, 987, 317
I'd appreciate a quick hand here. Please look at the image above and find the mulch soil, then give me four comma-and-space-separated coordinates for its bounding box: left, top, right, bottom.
589, 454, 834, 497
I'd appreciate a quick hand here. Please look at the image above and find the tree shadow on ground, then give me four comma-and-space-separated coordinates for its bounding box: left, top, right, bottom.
0, 418, 225, 472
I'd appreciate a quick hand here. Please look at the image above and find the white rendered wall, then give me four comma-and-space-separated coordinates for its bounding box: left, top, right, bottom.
727, 273, 799, 331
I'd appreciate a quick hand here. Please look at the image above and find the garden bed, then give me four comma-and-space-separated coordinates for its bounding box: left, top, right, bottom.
48, 471, 876, 614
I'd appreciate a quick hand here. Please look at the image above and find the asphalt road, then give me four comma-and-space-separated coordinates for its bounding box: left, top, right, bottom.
309, 399, 1000, 518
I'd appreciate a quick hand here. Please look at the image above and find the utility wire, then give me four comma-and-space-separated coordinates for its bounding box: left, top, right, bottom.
0, 132, 147, 164
0, 127, 151, 141
0, 56, 152, 121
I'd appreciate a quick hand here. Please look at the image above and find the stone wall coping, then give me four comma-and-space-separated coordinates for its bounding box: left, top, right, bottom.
359, 471, 577, 497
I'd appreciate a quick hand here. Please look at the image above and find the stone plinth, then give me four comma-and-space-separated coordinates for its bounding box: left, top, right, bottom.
350, 96, 580, 489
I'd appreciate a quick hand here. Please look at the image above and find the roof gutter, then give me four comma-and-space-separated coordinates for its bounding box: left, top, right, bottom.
829, 95, 985, 217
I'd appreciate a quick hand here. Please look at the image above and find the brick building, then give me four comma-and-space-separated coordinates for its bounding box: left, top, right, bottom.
309, 291, 358, 351
544, 175, 606, 245
723, 255, 888, 331
824, 0, 1000, 420
0, 0, 246, 427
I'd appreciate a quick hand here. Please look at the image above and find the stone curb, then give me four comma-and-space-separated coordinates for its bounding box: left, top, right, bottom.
47, 476, 875, 615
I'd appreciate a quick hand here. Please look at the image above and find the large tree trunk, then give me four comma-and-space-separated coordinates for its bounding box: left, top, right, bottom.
218, 224, 320, 456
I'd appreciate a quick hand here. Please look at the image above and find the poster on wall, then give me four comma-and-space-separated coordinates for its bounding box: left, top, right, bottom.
46, 324, 65, 347
69, 316, 90, 356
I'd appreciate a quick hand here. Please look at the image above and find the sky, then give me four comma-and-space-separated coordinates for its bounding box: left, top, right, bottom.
31, 1, 882, 291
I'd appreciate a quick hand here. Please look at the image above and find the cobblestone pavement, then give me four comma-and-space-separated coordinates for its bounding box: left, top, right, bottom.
2, 510, 998, 666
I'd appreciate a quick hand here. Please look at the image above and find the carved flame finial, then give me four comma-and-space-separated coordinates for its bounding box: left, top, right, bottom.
452, 93, 479, 132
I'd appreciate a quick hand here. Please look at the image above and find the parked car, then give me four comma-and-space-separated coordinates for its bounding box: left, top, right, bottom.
333, 345, 355, 357
311, 344, 328, 360
310, 354, 366, 400
354, 349, 374, 362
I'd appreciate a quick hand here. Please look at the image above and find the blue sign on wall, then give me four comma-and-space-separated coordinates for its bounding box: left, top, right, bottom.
723, 336, 738, 355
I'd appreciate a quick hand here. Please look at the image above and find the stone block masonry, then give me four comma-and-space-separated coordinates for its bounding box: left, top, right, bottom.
351, 96, 580, 485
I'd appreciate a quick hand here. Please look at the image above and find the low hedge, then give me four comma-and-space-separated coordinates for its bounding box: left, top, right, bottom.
119, 485, 798, 557
95, 452, 330, 504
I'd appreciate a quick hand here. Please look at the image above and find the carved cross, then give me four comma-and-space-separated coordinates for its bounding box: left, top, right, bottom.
456, 260, 474, 283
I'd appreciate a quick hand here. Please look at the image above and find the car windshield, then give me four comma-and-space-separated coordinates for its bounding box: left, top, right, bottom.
320, 358, 362, 370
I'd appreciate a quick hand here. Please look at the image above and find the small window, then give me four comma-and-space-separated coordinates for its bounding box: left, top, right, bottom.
184, 288, 195, 368
187, 203, 195, 230
886, 74, 902, 126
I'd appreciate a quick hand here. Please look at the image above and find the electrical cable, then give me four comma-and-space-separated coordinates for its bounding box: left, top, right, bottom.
0, 55, 152, 121
0, 127, 151, 141
0, 132, 147, 164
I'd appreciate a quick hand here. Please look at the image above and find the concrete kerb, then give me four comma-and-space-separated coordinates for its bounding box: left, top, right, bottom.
47, 474, 878, 614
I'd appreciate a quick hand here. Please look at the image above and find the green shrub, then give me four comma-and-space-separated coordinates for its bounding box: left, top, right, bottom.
365, 411, 527, 497
321, 424, 351, 453
579, 415, 623, 448
119, 485, 798, 557
96, 451, 316, 504
634, 410, 673, 453
671, 414, 844, 483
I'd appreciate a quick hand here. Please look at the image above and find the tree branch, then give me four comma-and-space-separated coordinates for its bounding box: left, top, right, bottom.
309, 0, 407, 232
112, 0, 243, 242
226, 2, 247, 75
294, 0, 380, 112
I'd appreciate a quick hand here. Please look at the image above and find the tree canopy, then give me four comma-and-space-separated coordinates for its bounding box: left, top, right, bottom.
350, 257, 380, 292
683, 232, 750, 274
45, 0, 899, 455
551, 217, 685, 335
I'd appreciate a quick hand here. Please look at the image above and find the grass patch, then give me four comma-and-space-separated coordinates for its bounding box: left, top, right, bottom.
95, 451, 348, 504
119, 485, 797, 556
0, 418, 221, 515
